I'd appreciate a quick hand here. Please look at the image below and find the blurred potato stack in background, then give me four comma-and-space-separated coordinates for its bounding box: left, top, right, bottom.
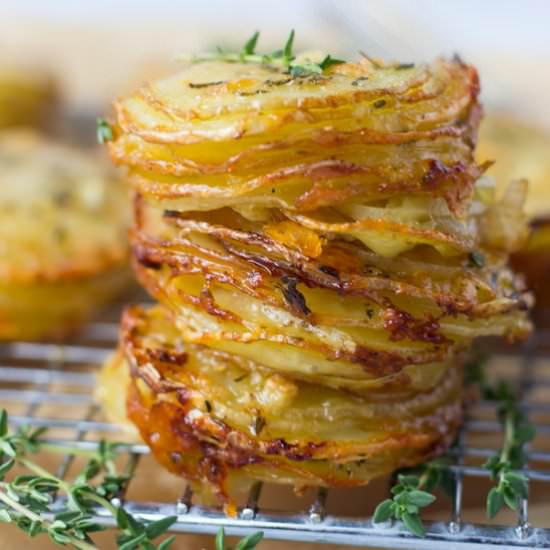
0, 65, 56, 130
477, 116, 550, 323
0, 131, 131, 340
99, 41, 532, 510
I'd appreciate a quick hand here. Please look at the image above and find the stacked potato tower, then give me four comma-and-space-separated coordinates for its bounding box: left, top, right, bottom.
102, 51, 531, 511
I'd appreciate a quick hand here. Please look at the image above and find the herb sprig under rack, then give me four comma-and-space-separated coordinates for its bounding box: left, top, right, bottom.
373, 356, 535, 536
0, 410, 261, 549
180, 30, 345, 77
0, 354, 536, 544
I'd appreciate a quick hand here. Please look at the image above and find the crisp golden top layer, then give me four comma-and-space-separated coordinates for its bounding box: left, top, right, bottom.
114, 57, 479, 143
0, 130, 130, 282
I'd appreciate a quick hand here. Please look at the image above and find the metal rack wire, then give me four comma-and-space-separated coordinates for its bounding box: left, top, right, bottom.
2, 305, 550, 549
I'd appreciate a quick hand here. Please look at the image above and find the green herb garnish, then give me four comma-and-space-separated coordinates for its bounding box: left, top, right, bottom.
0, 409, 264, 549
468, 251, 485, 268
0, 409, 175, 549
482, 382, 534, 518
96, 118, 113, 144
373, 464, 444, 536
216, 527, 263, 550
185, 30, 345, 78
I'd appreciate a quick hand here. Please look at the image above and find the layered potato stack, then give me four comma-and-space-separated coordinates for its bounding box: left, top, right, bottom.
102, 52, 532, 510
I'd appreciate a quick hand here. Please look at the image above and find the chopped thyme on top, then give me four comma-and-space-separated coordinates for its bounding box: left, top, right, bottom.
468, 251, 486, 268
252, 415, 266, 437
96, 118, 113, 144
351, 76, 369, 86
188, 80, 225, 88
396, 62, 415, 70
183, 30, 345, 78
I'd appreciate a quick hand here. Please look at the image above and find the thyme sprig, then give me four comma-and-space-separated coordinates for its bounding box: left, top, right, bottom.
373, 355, 536, 537
482, 381, 535, 518
96, 118, 113, 144
0, 409, 264, 549
0, 409, 176, 549
372, 459, 450, 537
184, 30, 345, 77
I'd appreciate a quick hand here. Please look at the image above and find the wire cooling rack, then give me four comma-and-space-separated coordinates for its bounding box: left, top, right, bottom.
2, 303, 550, 549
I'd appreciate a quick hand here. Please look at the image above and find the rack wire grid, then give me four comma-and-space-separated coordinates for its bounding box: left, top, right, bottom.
2, 301, 550, 550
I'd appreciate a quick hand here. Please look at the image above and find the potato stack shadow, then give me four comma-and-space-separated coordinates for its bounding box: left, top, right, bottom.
100, 53, 531, 512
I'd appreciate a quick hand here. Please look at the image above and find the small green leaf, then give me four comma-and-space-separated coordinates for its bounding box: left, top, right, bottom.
503, 487, 519, 510
390, 484, 405, 495
468, 251, 485, 268
373, 499, 393, 523
0, 509, 12, 523
116, 506, 130, 530
0, 458, 14, 479
96, 118, 113, 144
319, 55, 345, 71
126, 512, 145, 535
145, 515, 177, 540
118, 532, 147, 550
401, 512, 425, 537
407, 490, 436, 508
243, 32, 260, 55
397, 474, 419, 488
28, 520, 42, 537
49, 531, 72, 544
0, 440, 16, 457
487, 487, 504, 519
0, 410, 7, 437
216, 527, 226, 550
283, 30, 295, 62
235, 531, 264, 550
157, 535, 177, 550
505, 472, 529, 498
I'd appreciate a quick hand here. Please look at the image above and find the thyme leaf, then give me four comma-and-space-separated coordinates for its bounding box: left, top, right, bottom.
185, 30, 345, 78
96, 118, 113, 144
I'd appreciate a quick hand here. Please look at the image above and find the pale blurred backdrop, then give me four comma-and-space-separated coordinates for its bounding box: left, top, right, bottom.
1, 0, 549, 128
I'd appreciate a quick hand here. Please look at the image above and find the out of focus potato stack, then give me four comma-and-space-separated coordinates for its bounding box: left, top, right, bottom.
101, 46, 532, 511
478, 115, 550, 320
0, 130, 131, 340
0, 65, 56, 129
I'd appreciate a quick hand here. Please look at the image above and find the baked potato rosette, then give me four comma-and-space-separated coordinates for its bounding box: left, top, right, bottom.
104, 304, 463, 512
0, 130, 132, 340
99, 48, 533, 507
